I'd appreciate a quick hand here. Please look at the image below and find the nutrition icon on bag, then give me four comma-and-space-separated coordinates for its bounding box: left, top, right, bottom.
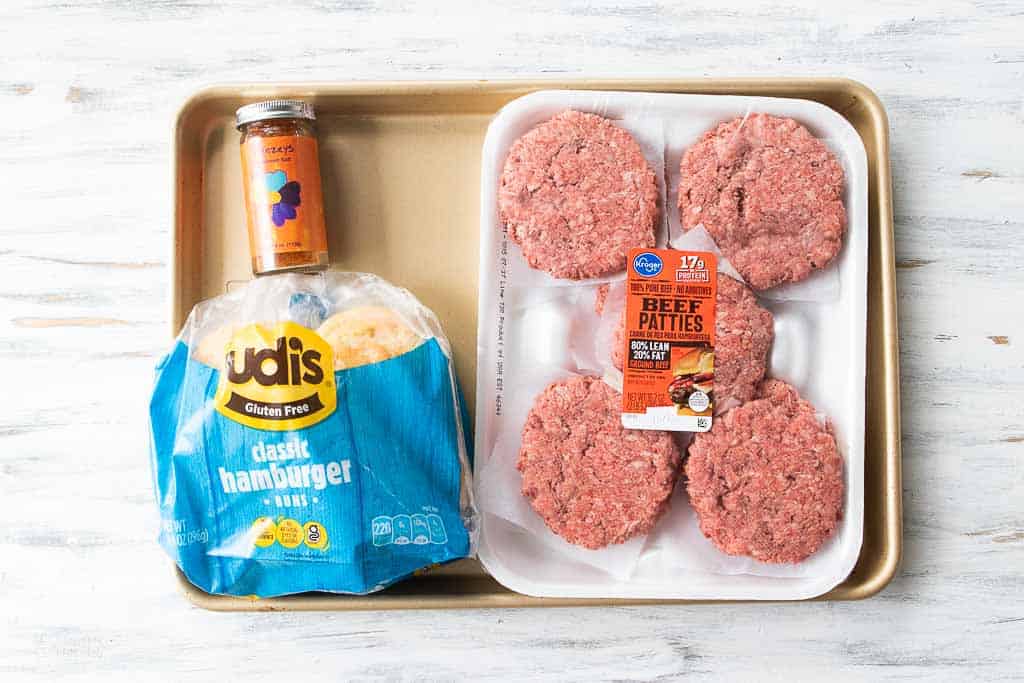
411, 515, 431, 545
427, 514, 448, 545
392, 515, 413, 545
371, 515, 394, 547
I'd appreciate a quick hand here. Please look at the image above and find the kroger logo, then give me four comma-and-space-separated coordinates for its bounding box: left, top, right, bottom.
632, 252, 663, 277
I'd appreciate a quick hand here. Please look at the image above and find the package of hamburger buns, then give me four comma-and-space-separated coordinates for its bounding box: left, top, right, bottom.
149, 272, 476, 597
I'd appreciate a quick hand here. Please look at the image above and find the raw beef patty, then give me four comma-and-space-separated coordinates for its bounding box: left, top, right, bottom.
500, 110, 659, 280
685, 379, 844, 563
517, 375, 680, 549
677, 113, 845, 290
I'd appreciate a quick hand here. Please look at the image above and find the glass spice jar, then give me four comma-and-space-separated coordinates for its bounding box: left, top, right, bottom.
236, 100, 329, 275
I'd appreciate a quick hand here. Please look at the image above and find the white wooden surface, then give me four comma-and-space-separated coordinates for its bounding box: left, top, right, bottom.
1, 1, 1022, 680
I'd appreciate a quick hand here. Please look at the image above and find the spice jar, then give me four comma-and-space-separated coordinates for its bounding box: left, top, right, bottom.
236, 100, 329, 275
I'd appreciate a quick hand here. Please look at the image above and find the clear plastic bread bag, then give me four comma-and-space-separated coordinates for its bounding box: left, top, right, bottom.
149, 272, 477, 597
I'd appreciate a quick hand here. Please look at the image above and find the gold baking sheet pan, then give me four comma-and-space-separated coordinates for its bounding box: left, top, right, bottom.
170, 79, 901, 610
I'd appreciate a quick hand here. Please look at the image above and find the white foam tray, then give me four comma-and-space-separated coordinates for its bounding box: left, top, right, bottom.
474, 90, 868, 600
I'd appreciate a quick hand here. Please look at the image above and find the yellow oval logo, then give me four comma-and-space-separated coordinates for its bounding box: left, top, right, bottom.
214, 322, 336, 431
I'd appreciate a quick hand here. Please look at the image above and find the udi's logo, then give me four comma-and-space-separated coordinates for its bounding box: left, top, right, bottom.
214, 322, 336, 431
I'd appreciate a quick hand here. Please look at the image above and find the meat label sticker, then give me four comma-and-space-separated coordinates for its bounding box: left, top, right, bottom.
621, 249, 717, 432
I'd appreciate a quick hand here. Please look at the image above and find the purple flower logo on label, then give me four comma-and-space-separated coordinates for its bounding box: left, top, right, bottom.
265, 170, 302, 227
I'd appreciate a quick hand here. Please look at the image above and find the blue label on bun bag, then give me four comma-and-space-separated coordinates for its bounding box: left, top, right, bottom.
149, 336, 471, 597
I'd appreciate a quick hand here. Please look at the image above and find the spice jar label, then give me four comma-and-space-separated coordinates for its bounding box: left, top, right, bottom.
241, 135, 328, 257
621, 248, 717, 432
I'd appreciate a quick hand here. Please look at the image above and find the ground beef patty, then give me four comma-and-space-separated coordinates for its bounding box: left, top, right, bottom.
677, 114, 846, 290
517, 375, 680, 549
597, 274, 773, 409
499, 110, 659, 280
685, 379, 843, 564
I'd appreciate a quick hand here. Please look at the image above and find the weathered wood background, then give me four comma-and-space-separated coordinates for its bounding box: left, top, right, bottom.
1, 1, 1021, 680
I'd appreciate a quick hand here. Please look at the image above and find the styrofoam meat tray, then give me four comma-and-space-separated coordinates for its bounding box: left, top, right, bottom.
474, 90, 868, 600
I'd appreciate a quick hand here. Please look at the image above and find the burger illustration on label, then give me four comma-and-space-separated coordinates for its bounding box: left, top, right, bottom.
668, 347, 714, 415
